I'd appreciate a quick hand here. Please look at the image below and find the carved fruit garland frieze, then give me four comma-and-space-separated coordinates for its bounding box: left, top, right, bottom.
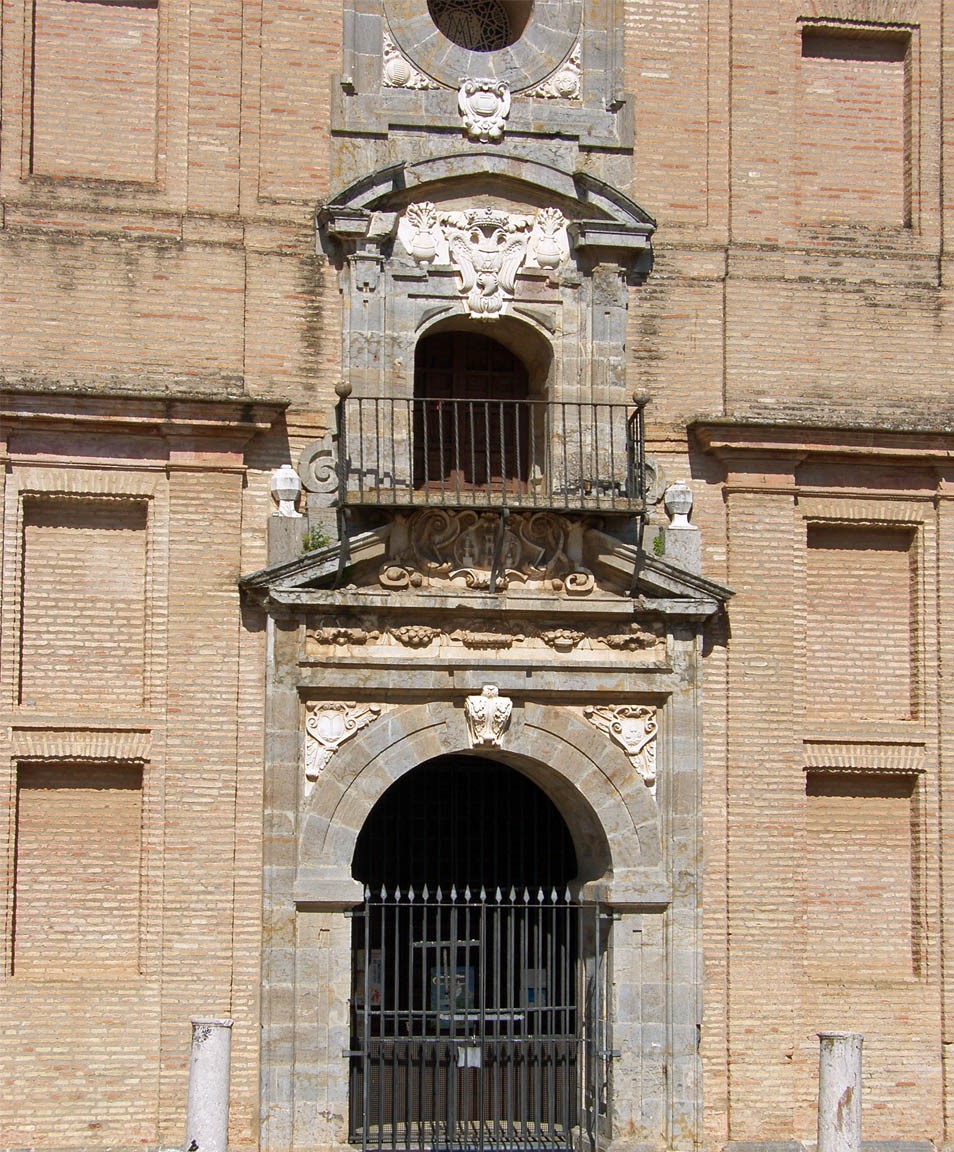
397, 203, 569, 318
304, 617, 664, 657
379, 509, 593, 594
583, 705, 658, 788
303, 701, 382, 794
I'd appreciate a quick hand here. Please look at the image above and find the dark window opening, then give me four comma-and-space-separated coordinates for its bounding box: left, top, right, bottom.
427, 0, 531, 51
413, 331, 533, 495
352, 755, 577, 892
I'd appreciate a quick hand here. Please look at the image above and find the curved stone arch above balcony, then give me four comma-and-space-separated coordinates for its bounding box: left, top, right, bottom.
318, 151, 656, 281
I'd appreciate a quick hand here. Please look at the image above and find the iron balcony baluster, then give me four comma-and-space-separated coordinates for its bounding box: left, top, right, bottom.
336, 395, 645, 516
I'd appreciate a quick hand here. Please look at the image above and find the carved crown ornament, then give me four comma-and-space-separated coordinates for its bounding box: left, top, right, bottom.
303, 701, 383, 794
397, 203, 570, 319
379, 508, 594, 595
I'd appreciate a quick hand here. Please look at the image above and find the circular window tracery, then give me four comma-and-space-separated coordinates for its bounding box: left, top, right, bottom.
427, 0, 514, 52
385, 0, 580, 91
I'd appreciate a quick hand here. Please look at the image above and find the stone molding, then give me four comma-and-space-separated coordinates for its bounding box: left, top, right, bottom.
803, 738, 926, 774
15, 466, 159, 498
583, 704, 658, 787
797, 496, 927, 523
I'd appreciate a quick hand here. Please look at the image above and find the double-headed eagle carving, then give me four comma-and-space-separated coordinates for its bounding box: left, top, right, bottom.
444, 209, 532, 318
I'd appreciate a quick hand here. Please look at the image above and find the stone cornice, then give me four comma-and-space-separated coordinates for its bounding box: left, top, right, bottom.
692, 419, 954, 464
0, 387, 287, 441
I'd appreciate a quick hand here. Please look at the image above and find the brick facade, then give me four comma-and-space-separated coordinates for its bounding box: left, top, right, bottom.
1, 1, 952, 1150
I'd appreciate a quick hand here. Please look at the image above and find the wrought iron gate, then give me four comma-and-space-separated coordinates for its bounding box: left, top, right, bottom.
349, 885, 608, 1152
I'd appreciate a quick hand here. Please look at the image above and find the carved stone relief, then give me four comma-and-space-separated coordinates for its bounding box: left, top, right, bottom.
303, 617, 664, 659
379, 509, 594, 593
397, 203, 569, 318
583, 704, 658, 787
465, 685, 512, 747
458, 79, 511, 141
307, 622, 381, 646
304, 701, 382, 793
526, 44, 582, 100
298, 434, 339, 496
382, 30, 440, 89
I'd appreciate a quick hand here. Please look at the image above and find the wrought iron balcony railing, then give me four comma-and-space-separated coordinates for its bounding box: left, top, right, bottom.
336, 394, 645, 514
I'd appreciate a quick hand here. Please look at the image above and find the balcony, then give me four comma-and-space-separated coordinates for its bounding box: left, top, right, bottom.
335, 394, 645, 515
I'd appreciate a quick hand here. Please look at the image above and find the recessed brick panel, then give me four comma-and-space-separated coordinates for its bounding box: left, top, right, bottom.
796, 29, 908, 226
805, 523, 916, 721
804, 771, 918, 977
13, 762, 143, 975
30, 0, 158, 182
19, 497, 148, 709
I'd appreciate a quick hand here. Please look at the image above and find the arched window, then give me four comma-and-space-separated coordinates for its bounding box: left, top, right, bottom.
413, 330, 533, 494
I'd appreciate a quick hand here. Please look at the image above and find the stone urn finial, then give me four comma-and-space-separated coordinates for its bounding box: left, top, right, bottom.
663, 480, 694, 528
270, 464, 303, 517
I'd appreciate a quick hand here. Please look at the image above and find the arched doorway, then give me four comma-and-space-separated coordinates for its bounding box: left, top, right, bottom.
413, 330, 534, 494
349, 756, 605, 1152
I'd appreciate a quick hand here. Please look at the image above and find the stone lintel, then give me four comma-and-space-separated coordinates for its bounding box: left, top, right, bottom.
638, 596, 722, 619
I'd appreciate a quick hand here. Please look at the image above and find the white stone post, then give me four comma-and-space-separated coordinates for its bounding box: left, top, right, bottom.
185, 1018, 233, 1152
818, 1031, 863, 1152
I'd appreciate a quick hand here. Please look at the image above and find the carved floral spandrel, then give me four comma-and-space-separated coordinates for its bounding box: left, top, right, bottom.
526, 44, 582, 100
304, 702, 382, 794
379, 509, 593, 594
583, 704, 658, 787
465, 685, 512, 748
382, 30, 440, 89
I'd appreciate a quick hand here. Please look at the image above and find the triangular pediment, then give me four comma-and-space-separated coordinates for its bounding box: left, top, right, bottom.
241, 515, 732, 620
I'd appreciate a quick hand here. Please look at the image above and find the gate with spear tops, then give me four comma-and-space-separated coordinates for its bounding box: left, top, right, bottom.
349, 884, 608, 1152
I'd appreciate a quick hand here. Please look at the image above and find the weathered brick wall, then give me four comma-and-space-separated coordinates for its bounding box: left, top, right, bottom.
0, 0, 952, 1147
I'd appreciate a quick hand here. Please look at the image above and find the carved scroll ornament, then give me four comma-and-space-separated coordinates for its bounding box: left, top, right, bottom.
583, 705, 658, 788
379, 508, 594, 595
465, 685, 512, 748
304, 702, 382, 794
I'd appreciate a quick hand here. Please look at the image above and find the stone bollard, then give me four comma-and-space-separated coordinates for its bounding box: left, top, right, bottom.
818, 1031, 863, 1152
185, 1018, 233, 1152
